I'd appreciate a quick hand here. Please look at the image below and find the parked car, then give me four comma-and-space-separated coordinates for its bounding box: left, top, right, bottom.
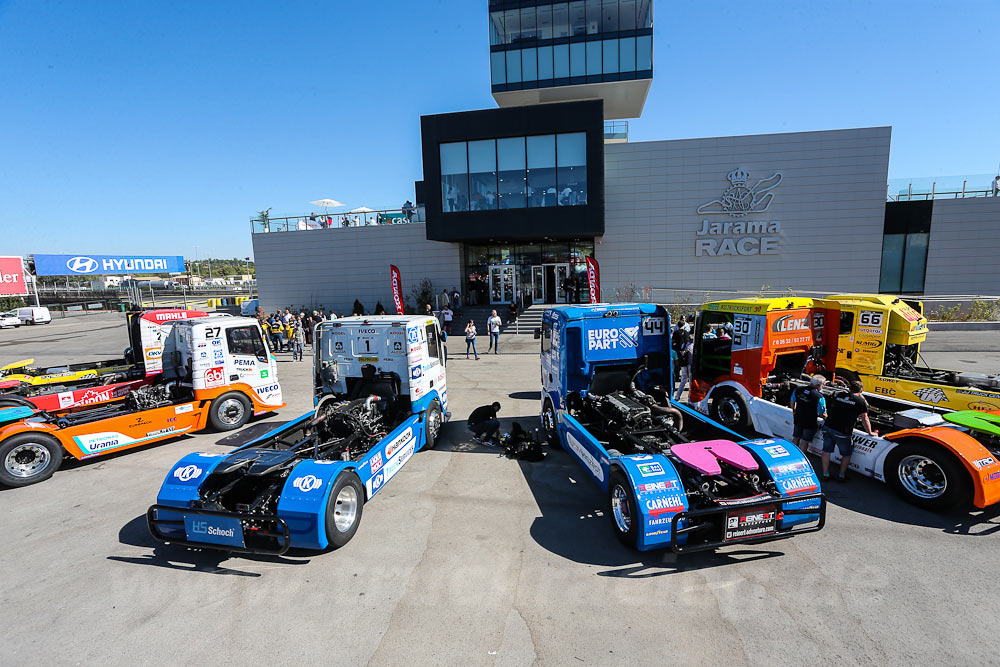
0, 312, 20, 329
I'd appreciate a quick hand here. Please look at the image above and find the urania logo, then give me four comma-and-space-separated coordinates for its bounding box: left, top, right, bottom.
66, 256, 99, 273
173, 464, 202, 481
292, 474, 323, 492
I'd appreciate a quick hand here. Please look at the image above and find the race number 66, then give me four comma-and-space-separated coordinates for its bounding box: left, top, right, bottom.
642, 317, 665, 336
859, 311, 883, 327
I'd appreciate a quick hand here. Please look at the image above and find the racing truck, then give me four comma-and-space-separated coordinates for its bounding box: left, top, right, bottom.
537, 303, 824, 553
0, 315, 283, 487
147, 315, 448, 555
688, 297, 1000, 511
828, 293, 1000, 412
0, 309, 210, 412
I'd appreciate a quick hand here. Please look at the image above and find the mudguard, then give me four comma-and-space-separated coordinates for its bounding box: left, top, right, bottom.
614, 454, 690, 551
739, 438, 823, 528
277, 458, 355, 551
558, 412, 612, 491
0, 406, 35, 425
151, 452, 230, 542
411, 388, 445, 419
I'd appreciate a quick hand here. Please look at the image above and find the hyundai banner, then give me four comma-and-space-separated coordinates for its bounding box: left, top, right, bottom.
34, 254, 185, 276
390, 265, 404, 315
585, 257, 600, 304
0, 256, 28, 296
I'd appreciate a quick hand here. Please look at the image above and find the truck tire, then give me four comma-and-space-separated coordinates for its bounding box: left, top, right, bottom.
423, 400, 443, 450
541, 399, 561, 449
325, 471, 364, 548
209, 392, 251, 431
884, 440, 971, 511
0, 433, 64, 487
608, 469, 640, 550
709, 387, 750, 432
0, 394, 34, 409
834, 368, 859, 387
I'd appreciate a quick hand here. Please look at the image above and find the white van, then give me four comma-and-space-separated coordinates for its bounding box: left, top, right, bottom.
17, 307, 52, 325
240, 299, 259, 317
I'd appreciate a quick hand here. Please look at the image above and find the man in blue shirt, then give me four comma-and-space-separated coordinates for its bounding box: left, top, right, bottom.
790, 374, 827, 453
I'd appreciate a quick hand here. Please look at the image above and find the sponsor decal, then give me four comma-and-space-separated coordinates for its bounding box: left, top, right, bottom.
58, 392, 74, 409
973, 457, 997, 470
145, 348, 164, 359
565, 432, 605, 481
0, 256, 28, 297
291, 474, 323, 492
725, 508, 777, 540
636, 462, 665, 477
852, 435, 880, 452
987, 471, 1000, 483
367, 431, 417, 496
234, 358, 254, 367
357, 356, 379, 363
778, 474, 818, 494
255, 383, 280, 397
173, 464, 203, 481
260, 369, 270, 379
213, 349, 225, 363
204, 367, 225, 388
392, 341, 403, 353
175, 403, 194, 414
34, 254, 185, 276
772, 314, 808, 333
370, 471, 385, 493
913, 387, 949, 404
369, 451, 383, 474
385, 427, 414, 459
410, 365, 423, 381
146, 427, 177, 437
763, 444, 789, 458
335, 341, 345, 352
587, 326, 639, 351
969, 401, 1000, 411
644, 495, 685, 514
212, 338, 222, 347
637, 480, 680, 494
772, 462, 811, 475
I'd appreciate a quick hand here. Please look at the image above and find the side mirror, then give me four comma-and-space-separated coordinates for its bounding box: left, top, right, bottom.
533, 328, 541, 340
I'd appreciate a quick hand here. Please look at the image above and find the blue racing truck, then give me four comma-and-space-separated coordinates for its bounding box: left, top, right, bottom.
537, 304, 825, 552
148, 315, 448, 555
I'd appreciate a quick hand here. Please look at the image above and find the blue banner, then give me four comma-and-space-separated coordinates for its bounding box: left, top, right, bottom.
33, 254, 185, 276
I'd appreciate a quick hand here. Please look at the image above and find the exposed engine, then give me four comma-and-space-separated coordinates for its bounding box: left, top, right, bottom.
195, 396, 388, 517
125, 382, 179, 411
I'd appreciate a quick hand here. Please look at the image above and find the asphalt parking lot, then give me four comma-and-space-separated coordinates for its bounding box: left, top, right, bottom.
2, 313, 999, 666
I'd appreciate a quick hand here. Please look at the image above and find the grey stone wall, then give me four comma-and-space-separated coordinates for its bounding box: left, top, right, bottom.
251, 224, 461, 315
924, 197, 1000, 295
599, 127, 892, 301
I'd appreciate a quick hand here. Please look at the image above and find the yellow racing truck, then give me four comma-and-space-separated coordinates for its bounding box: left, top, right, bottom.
829, 294, 1000, 412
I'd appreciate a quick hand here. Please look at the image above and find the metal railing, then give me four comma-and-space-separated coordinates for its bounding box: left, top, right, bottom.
604, 120, 629, 142
251, 206, 426, 233
887, 174, 1000, 201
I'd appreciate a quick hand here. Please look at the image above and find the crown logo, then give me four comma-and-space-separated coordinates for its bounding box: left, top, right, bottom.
727, 168, 750, 186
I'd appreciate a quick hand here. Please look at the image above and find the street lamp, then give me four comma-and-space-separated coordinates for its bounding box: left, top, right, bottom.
245, 257, 252, 298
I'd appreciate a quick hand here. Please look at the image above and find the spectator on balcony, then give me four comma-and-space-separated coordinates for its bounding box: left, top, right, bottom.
993, 174, 1000, 197
402, 200, 414, 223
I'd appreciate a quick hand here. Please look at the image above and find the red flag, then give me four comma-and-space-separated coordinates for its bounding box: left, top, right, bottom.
389, 265, 404, 314
585, 257, 600, 304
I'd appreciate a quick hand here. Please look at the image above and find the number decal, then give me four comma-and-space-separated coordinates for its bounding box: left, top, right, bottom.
859, 311, 883, 327
642, 317, 665, 336
205, 326, 221, 338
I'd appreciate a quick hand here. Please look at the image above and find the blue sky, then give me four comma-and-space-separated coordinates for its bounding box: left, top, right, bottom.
1, 0, 996, 259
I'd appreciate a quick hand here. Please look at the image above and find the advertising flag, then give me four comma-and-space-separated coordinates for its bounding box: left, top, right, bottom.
585, 257, 600, 304
0, 256, 28, 297
390, 265, 404, 314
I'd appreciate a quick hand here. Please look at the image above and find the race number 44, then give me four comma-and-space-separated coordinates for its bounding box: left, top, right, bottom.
642, 317, 665, 336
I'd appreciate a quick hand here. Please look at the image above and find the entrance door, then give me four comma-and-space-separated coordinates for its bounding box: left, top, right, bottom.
534, 263, 571, 303
489, 265, 515, 304
531, 266, 544, 303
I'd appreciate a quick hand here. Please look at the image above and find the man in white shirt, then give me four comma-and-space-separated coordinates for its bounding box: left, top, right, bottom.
487, 310, 502, 354
441, 305, 453, 335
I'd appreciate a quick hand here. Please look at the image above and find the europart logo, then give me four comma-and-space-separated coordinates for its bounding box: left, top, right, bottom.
66, 256, 99, 273
173, 464, 202, 481
292, 474, 323, 492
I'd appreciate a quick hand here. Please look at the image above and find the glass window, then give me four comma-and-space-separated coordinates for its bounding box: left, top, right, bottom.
586, 0, 601, 34
521, 47, 537, 81
839, 311, 855, 336
901, 232, 929, 293
489, 11, 505, 46
497, 137, 526, 209
879, 234, 904, 293
490, 51, 506, 84
637, 0, 652, 28
526, 135, 556, 208
620, 0, 636, 30
557, 133, 587, 206
537, 45, 553, 80
440, 142, 469, 213
569, 42, 585, 76
569, 1, 586, 36
637, 34, 652, 70
537, 4, 552, 39
554, 43, 570, 78
619, 36, 635, 71
425, 324, 440, 361
603, 38, 618, 73
227, 325, 267, 360
504, 8, 520, 44
586, 40, 602, 75
506, 49, 522, 83
602, 0, 618, 32
468, 140, 497, 211
520, 6, 536, 41
541, 322, 552, 353
553, 3, 569, 37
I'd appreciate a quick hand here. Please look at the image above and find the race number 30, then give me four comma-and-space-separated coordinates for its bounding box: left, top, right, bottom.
642, 317, 665, 336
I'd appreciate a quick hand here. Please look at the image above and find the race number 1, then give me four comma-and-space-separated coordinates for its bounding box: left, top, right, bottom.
642, 317, 665, 336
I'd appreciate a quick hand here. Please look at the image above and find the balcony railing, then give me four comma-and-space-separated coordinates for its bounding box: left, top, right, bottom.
604, 120, 628, 143
251, 206, 426, 233
888, 174, 1000, 201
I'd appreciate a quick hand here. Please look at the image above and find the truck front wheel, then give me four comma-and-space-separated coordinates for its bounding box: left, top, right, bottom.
542, 399, 561, 449
325, 472, 364, 548
0, 433, 64, 487
608, 470, 640, 550
209, 392, 251, 431
709, 387, 750, 432
423, 400, 443, 450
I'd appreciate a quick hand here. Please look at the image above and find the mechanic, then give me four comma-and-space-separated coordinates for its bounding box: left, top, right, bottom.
468, 402, 502, 444
790, 374, 827, 454
820, 380, 875, 482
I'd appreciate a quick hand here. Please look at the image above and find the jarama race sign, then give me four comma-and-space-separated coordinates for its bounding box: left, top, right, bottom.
0, 256, 28, 297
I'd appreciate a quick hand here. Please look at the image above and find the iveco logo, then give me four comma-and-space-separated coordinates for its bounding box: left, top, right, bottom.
173, 464, 202, 481
66, 256, 98, 273
292, 474, 323, 492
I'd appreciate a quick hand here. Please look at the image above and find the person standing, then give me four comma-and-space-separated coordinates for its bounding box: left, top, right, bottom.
464, 319, 479, 360
790, 375, 828, 453
673, 328, 694, 401
452, 288, 462, 316
508, 299, 519, 325
441, 288, 451, 310
292, 319, 305, 361
425, 303, 434, 317
441, 304, 453, 335
468, 402, 501, 444
993, 174, 1000, 197
821, 381, 875, 482
487, 310, 502, 354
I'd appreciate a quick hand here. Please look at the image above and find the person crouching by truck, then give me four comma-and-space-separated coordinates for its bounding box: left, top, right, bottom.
790, 375, 827, 454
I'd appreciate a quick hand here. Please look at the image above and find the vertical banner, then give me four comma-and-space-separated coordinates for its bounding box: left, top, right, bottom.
0, 256, 29, 296
389, 265, 404, 315
585, 257, 600, 304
